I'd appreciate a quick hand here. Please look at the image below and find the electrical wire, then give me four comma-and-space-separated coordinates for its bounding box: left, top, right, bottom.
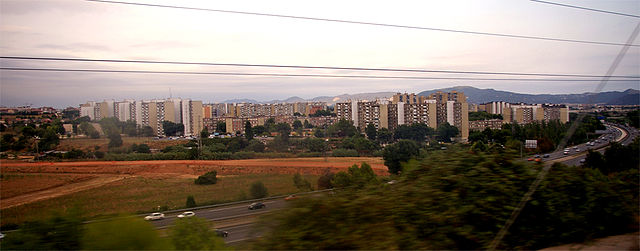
2, 56, 639, 79
531, 0, 640, 18
1, 67, 638, 82
85, 0, 640, 47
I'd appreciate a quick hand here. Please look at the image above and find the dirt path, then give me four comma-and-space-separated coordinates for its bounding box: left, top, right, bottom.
1, 175, 132, 209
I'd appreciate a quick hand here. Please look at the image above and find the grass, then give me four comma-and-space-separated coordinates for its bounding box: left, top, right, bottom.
1, 173, 95, 198
0, 174, 318, 226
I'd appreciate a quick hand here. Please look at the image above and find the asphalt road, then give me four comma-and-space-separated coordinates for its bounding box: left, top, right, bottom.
139, 123, 638, 244
525, 123, 634, 167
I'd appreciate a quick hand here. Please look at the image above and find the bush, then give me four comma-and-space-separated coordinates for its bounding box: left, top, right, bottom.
194, 171, 217, 185
250, 181, 268, 199
186, 195, 196, 208
331, 148, 359, 157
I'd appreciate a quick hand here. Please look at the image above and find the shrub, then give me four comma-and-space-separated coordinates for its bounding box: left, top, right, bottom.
331, 148, 359, 157
194, 171, 217, 185
186, 195, 196, 208
250, 181, 268, 199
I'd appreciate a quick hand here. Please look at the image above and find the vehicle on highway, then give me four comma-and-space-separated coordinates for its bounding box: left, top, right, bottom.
0, 232, 5, 239
543, 154, 550, 158
177, 211, 195, 218
285, 195, 298, 201
144, 212, 165, 221
534, 154, 540, 158
563, 150, 569, 155
248, 202, 266, 210
215, 229, 229, 237
534, 158, 541, 162
580, 159, 586, 163
575, 148, 580, 152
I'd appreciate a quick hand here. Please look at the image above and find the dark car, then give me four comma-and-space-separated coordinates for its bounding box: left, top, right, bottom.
215, 229, 229, 237
248, 202, 266, 210
543, 154, 550, 158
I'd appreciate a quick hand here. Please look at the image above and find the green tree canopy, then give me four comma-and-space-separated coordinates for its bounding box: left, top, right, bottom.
382, 140, 420, 175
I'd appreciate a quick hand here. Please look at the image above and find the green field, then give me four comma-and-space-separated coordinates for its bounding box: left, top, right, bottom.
1, 174, 318, 226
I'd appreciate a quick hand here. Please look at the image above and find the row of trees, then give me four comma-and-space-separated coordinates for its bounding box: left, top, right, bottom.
469, 115, 605, 153
0, 119, 65, 152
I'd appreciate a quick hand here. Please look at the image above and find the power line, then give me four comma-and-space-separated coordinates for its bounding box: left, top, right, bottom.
531, 0, 640, 19
85, 0, 640, 47
2, 56, 639, 79
1, 67, 638, 82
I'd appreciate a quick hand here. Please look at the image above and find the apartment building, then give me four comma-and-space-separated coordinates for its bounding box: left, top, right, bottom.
80, 98, 203, 137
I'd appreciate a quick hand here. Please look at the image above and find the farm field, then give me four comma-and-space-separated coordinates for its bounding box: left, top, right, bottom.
0, 157, 386, 226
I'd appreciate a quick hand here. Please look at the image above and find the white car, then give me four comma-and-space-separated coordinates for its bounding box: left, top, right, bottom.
144, 212, 165, 221
177, 211, 195, 218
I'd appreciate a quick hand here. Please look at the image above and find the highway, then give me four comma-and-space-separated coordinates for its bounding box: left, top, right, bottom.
526, 123, 635, 167
139, 123, 637, 245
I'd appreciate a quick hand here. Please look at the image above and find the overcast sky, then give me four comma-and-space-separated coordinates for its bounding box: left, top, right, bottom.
1, 0, 639, 108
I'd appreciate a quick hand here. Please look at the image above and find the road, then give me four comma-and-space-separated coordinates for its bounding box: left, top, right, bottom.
525, 123, 635, 167
140, 123, 638, 245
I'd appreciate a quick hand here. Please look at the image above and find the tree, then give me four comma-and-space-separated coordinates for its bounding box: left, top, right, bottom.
317, 169, 335, 189
436, 122, 459, 142
250, 181, 268, 199
245, 121, 254, 140
327, 119, 358, 138
169, 217, 226, 250
275, 123, 292, 137
186, 195, 196, 208
195, 171, 218, 185
108, 132, 123, 148
131, 143, 151, 153
200, 127, 210, 139
331, 162, 377, 188
365, 123, 377, 141
215, 121, 226, 133
303, 120, 313, 129
314, 128, 325, 138
377, 128, 393, 144
293, 120, 303, 135
124, 120, 139, 137
303, 137, 327, 152
141, 126, 154, 137
293, 173, 313, 191
246, 139, 266, 152
2, 209, 83, 250
83, 216, 169, 250
253, 125, 266, 136
38, 127, 60, 151
382, 140, 420, 175
394, 123, 434, 142
79, 122, 100, 138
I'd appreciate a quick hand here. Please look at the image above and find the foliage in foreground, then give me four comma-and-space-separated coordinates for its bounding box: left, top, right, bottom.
2, 212, 229, 250
254, 148, 638, 250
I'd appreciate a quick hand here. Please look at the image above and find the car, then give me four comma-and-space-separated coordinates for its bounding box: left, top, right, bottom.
144, 212, 165, 221
527, 157, 534, 161
573, 146, 578, 150
177, 211, 195, 218
543, 154, 550, 158
534, 155, 541, 158
575, 148, 580, 152
580, 159, 586, 163
595, 139, 600, 143
285, 195, 298, 201
0, 232, 5, 239
563, 151, 569, 155
215, 229, 229, 237
248, 202, 266, 210
534, 158, 541, 162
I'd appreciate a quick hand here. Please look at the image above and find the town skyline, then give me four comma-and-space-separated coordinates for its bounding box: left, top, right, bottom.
1, 0, 638, 108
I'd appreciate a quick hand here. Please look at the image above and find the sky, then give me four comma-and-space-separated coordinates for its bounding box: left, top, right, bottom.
0, 0, 639, 108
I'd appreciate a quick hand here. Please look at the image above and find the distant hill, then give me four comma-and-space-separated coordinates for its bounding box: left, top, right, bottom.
418, 86, 640, 105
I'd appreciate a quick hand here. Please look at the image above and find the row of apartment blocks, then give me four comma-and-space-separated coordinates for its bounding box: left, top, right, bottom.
202, 102, 327, 119
79, 98, 204, 137
336, 91, 469, 139
468, 101, 569, 131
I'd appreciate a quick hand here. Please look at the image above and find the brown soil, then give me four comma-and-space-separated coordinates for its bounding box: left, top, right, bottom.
0, 157, 387, 208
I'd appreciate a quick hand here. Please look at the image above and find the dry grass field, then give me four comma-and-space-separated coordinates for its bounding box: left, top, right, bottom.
0, 157, 385, 226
